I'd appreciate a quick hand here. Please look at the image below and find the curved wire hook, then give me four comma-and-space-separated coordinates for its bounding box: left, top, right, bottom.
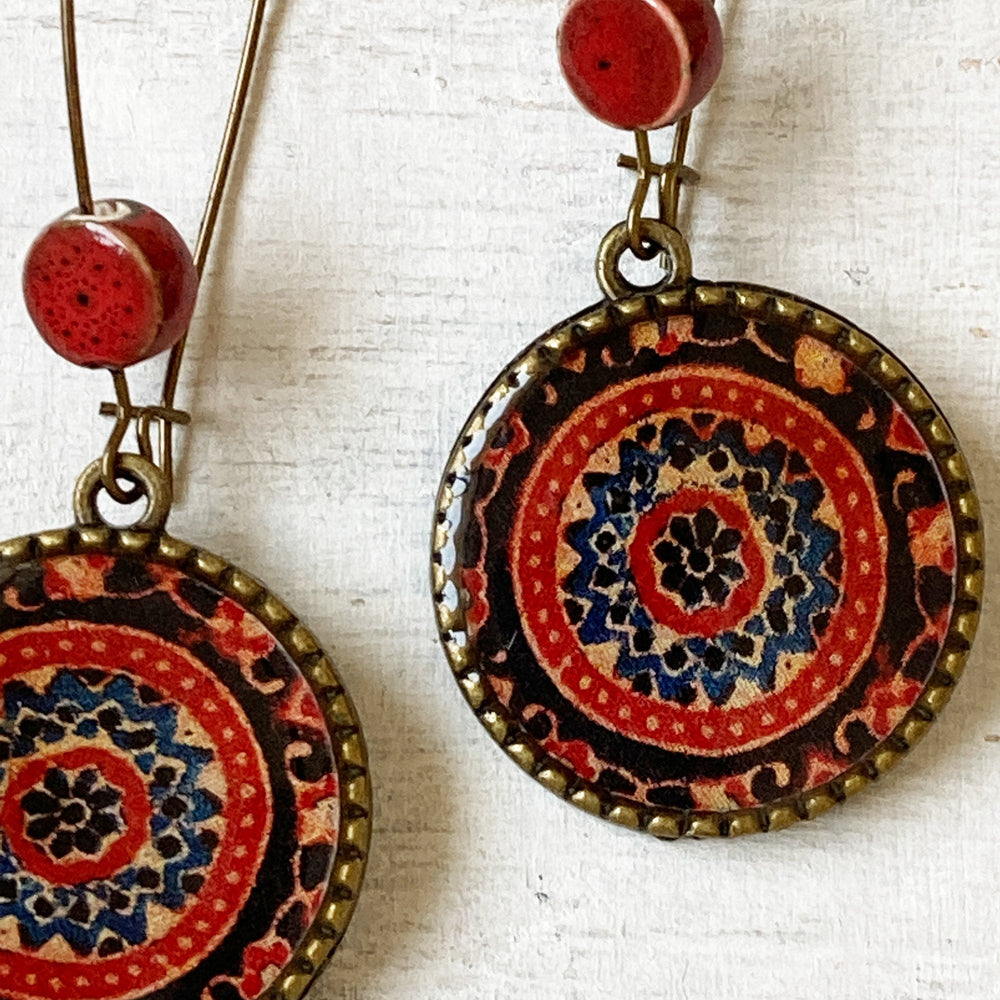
625, 131, 660, 262
160, 0, 271, 487
100, 371, 143, 505
618, 119, 701, 274
60, 0, 93, 214
60, 1, 270, 512
616, 0, 714, 277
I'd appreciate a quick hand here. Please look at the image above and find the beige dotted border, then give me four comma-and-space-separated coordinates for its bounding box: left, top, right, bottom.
0, 527, 371, 997
431, 281, 984, 838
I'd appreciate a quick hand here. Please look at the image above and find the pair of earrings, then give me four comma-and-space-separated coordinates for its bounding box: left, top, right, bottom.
2, 2, 983, 1000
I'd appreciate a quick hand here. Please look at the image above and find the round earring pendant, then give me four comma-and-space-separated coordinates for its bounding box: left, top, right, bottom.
0, 528, 369, 998
433, 284, 982, 837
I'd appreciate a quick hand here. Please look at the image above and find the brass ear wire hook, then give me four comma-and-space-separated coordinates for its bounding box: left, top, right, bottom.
618, 119, 701, 264
659, 113, 698, 230
621, 130, 659, 261
60, 0, 92, 216
99, 372, 140, 505
96, 380, 191, 506
160, 0, 269, 490
615, 0, 714, 272
59, 0, 269, 511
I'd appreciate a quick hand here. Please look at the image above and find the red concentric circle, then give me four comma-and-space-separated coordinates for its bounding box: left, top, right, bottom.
0, 621, 271, 1000
629, 486, 767, 638
1, 746, 152, 887
511, 366, 887, 756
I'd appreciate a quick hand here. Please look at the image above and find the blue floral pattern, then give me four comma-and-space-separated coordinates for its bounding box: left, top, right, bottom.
0, 670, 220, 956
563, 417, 840, 706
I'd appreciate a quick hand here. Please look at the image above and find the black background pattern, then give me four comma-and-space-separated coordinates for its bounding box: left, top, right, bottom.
0, 555, 333, 1000
458, 309, 953, 809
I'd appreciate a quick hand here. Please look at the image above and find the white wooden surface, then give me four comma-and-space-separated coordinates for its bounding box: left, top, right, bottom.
1, 2, 999, 998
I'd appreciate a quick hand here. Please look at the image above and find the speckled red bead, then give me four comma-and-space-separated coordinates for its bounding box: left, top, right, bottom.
558, 0, 723, 130
23, 199, 198, 369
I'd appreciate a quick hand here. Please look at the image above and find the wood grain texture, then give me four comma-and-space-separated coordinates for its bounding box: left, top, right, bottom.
1, 2, 999, 997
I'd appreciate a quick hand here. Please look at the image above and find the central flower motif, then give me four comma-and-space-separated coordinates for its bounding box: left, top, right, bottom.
654, 508, 744, 608
21, 766, 123, 859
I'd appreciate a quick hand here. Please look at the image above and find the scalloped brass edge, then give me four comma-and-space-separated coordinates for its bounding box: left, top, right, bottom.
430, 280, 983, 838
0, 527, 370, 997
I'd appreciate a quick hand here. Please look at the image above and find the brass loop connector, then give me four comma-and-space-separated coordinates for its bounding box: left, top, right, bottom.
616, 120, 700, 272
596, 219, 692, 300
75, 453, 173, 532
98, 370, 190, 508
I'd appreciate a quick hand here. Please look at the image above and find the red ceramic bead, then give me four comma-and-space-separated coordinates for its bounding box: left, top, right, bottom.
558, 0, 723, 130
23, 199, 198, 369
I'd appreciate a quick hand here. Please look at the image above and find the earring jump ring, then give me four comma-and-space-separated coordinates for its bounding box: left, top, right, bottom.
74, 454, 173, 532
597, 218, 693, 300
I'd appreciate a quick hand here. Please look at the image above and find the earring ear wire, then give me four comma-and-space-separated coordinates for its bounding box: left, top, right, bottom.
5, 5, 370, 994
431, 0, 982, 839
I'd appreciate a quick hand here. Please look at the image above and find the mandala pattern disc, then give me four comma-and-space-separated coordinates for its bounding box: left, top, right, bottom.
0, 530, 369, 999
433, 283, 982, 836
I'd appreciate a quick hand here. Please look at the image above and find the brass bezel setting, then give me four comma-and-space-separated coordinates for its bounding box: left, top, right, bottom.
431, 281, 983, 838
0, 526, 371, 998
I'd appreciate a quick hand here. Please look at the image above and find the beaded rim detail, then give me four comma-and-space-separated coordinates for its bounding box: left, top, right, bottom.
430, 282, 984, 838
0, 527, 371, 997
